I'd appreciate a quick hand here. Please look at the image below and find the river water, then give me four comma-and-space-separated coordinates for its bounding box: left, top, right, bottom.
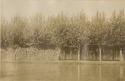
0, 62, 125, 81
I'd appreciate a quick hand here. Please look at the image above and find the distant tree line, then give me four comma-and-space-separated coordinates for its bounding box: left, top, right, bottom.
1, 10, 125, 50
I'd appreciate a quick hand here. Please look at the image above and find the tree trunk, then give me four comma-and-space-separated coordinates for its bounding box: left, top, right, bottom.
70, 48, 72, 60
99, 47, 102, 62
120, 48, 123, 61
78, 47, 80, 61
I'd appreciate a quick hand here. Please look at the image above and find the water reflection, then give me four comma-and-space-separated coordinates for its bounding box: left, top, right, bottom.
0, 62, 125, 81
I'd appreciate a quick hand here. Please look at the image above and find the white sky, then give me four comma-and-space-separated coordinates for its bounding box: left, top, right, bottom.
1, 0, 125, 20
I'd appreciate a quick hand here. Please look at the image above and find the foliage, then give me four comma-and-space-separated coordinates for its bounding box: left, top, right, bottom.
1, 10, 125, 49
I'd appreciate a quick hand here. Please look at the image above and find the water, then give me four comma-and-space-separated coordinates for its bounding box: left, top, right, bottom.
0, 62, 125, 81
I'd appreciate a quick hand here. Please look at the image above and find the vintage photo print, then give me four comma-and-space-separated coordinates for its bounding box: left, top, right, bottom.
0, 0, 125, 81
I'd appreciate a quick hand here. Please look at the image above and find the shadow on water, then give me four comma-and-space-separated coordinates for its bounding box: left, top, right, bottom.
0, 62, 125, 81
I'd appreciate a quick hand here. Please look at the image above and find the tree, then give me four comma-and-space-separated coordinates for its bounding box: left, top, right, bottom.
88, 12, 108, 45
87, 12, 109, 60
10, 16, 28, 48
1, 19, 9, 48
107, 10, 125, 46
29, 14, 55, 49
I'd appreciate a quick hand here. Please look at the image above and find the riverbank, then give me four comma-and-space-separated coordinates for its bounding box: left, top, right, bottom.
1, 48, 125, 64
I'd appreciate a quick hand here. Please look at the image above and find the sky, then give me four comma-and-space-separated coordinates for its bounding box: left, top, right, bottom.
1, 0, 125, 20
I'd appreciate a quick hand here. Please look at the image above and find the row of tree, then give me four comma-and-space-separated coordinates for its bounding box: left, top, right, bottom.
1, 10, 125, 49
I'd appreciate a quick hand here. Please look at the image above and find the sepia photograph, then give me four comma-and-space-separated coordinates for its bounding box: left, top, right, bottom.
0, 0, 125, 81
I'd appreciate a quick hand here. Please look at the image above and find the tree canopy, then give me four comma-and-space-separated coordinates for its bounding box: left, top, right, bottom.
1, 10, 125, 49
